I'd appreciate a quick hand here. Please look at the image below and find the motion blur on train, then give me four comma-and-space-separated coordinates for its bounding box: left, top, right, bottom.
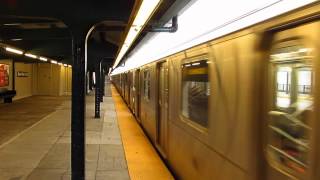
111, 1, 320, 180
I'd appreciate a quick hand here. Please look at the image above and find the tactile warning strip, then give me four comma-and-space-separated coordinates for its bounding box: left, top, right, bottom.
111, 85, 174, 180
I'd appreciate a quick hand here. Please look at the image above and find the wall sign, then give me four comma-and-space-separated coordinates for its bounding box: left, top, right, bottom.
17, 71, 29, 77
0, 64, 9, 87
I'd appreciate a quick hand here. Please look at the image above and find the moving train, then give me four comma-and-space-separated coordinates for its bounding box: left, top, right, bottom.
111, 2, 320, 180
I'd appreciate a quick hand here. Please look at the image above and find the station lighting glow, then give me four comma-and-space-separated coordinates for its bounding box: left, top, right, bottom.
68, 65, 72, 67
112, 0, 162, 69
51, 60, 58, 64
10, 39, 23, 41
58, 62, 62, 65
3, 23, 21, 26
3, 44, 61, 66
5, 47, 23, 55
63, 64, 68, 67
25, 53, 37, 59
39, 57, 48, 62
112, 0, 316, 75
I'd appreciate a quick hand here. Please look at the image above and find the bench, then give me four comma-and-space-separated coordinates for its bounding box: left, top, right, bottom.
0, 90, 16, 103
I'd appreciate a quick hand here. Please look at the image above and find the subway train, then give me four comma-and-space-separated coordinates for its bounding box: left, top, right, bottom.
111, 3, 320, 180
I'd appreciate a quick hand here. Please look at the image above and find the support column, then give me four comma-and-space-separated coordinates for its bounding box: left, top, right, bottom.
89, 71, 93, 91
100, 62, 104, 102
94, 62, 101, 118
71, 38, 86, 180
12, 60, 15, 90
102, 69, 105, 97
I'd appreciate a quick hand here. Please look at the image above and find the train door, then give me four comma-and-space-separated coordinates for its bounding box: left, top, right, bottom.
157, 61, 169, 157
130, 72, 134, 110
127, 72, 130, 104
123, 74, 126, 98
263, 22, 319, 180
135, 69, 141, 121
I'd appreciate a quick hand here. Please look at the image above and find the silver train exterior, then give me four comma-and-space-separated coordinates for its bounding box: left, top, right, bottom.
111, 3, 320, 180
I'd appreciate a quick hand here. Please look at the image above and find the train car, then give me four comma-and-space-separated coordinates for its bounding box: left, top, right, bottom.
112, 3, 320, 180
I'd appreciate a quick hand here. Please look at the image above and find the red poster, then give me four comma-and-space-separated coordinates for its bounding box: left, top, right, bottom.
0, 64, 9, 87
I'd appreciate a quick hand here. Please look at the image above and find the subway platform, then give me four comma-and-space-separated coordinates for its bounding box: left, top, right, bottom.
0, 83, 173, 180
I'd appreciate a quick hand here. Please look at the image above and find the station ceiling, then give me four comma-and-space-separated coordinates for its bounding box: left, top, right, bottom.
0, 0, 180, 70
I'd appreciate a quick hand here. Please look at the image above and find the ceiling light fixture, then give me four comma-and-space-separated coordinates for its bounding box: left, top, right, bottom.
25, 53, 37, 59
39, 57, 48, 62
63, 64, 68, 67
5, 47, 23, 55
68, 65, 72, 67
51, 60, 58, 64
10, 38, 23, 41
3, 23, 22, 26
58, 62, 62, 65
112, 0, 162, 69
111, 0, 316, 75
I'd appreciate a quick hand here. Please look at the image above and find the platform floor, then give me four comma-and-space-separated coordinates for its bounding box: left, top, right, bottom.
111, 85, 174, 180
0, 96, 68, 146
0, 83, 173, 180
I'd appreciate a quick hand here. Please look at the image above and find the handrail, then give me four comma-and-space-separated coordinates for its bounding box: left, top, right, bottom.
269, 125, 309, 149
269, 111, 311, 130
268, 145, 307, 168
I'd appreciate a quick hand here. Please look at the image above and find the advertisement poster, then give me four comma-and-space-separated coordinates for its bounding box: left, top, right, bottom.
0, 64, 9, 87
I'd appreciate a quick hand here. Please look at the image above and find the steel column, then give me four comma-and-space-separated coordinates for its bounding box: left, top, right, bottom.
89, 71, 93, 91
100, 62, 104, 102
94, 62, 101, 118
71, 38, 86, 180
12, 60, 15, 90
102, 69, 105, 97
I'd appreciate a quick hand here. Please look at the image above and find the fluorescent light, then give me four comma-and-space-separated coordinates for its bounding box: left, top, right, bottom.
298, 48, 312, 53
111, 0, 316, 75
10, 38, 23, 41
113, 0, 162, 68
58, 62, 62, 65
63, 64, 68, 67
25, 53, 37, 59
5, 47, 23, 55
3, 23, 21, 26
51, 60, 58, 64
68, 65, 72, 67
39, 57, 48, 62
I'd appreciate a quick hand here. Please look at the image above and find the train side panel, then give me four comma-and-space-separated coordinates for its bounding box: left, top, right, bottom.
166, 34, 259, 179
140, 64, 158, 143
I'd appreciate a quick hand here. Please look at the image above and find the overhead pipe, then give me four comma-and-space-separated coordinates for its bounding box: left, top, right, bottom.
113, 16, 179, 69
147, 16, 178, 33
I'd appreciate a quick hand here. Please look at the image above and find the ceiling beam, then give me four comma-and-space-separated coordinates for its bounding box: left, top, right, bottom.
0, 27, 71, 41
94, 25, 126, 32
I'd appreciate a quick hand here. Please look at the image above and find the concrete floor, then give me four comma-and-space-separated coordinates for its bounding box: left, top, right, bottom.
0, 83, 173, 180
0, 84, 129, 180
0, 96, 68, 145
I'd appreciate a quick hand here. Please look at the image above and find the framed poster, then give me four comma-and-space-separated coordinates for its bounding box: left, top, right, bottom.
0, 64, 9, 87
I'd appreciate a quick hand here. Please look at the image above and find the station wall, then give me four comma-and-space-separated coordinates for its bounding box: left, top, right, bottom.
0, 59, 72, 102
14, 62, 33, 100
34, 63, 72, 96
59, 65, 72, 96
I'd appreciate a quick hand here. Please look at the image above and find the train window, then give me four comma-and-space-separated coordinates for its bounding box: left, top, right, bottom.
181, 59, 209, 127
143, 70, 150, 100
267, 44, 313, 178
